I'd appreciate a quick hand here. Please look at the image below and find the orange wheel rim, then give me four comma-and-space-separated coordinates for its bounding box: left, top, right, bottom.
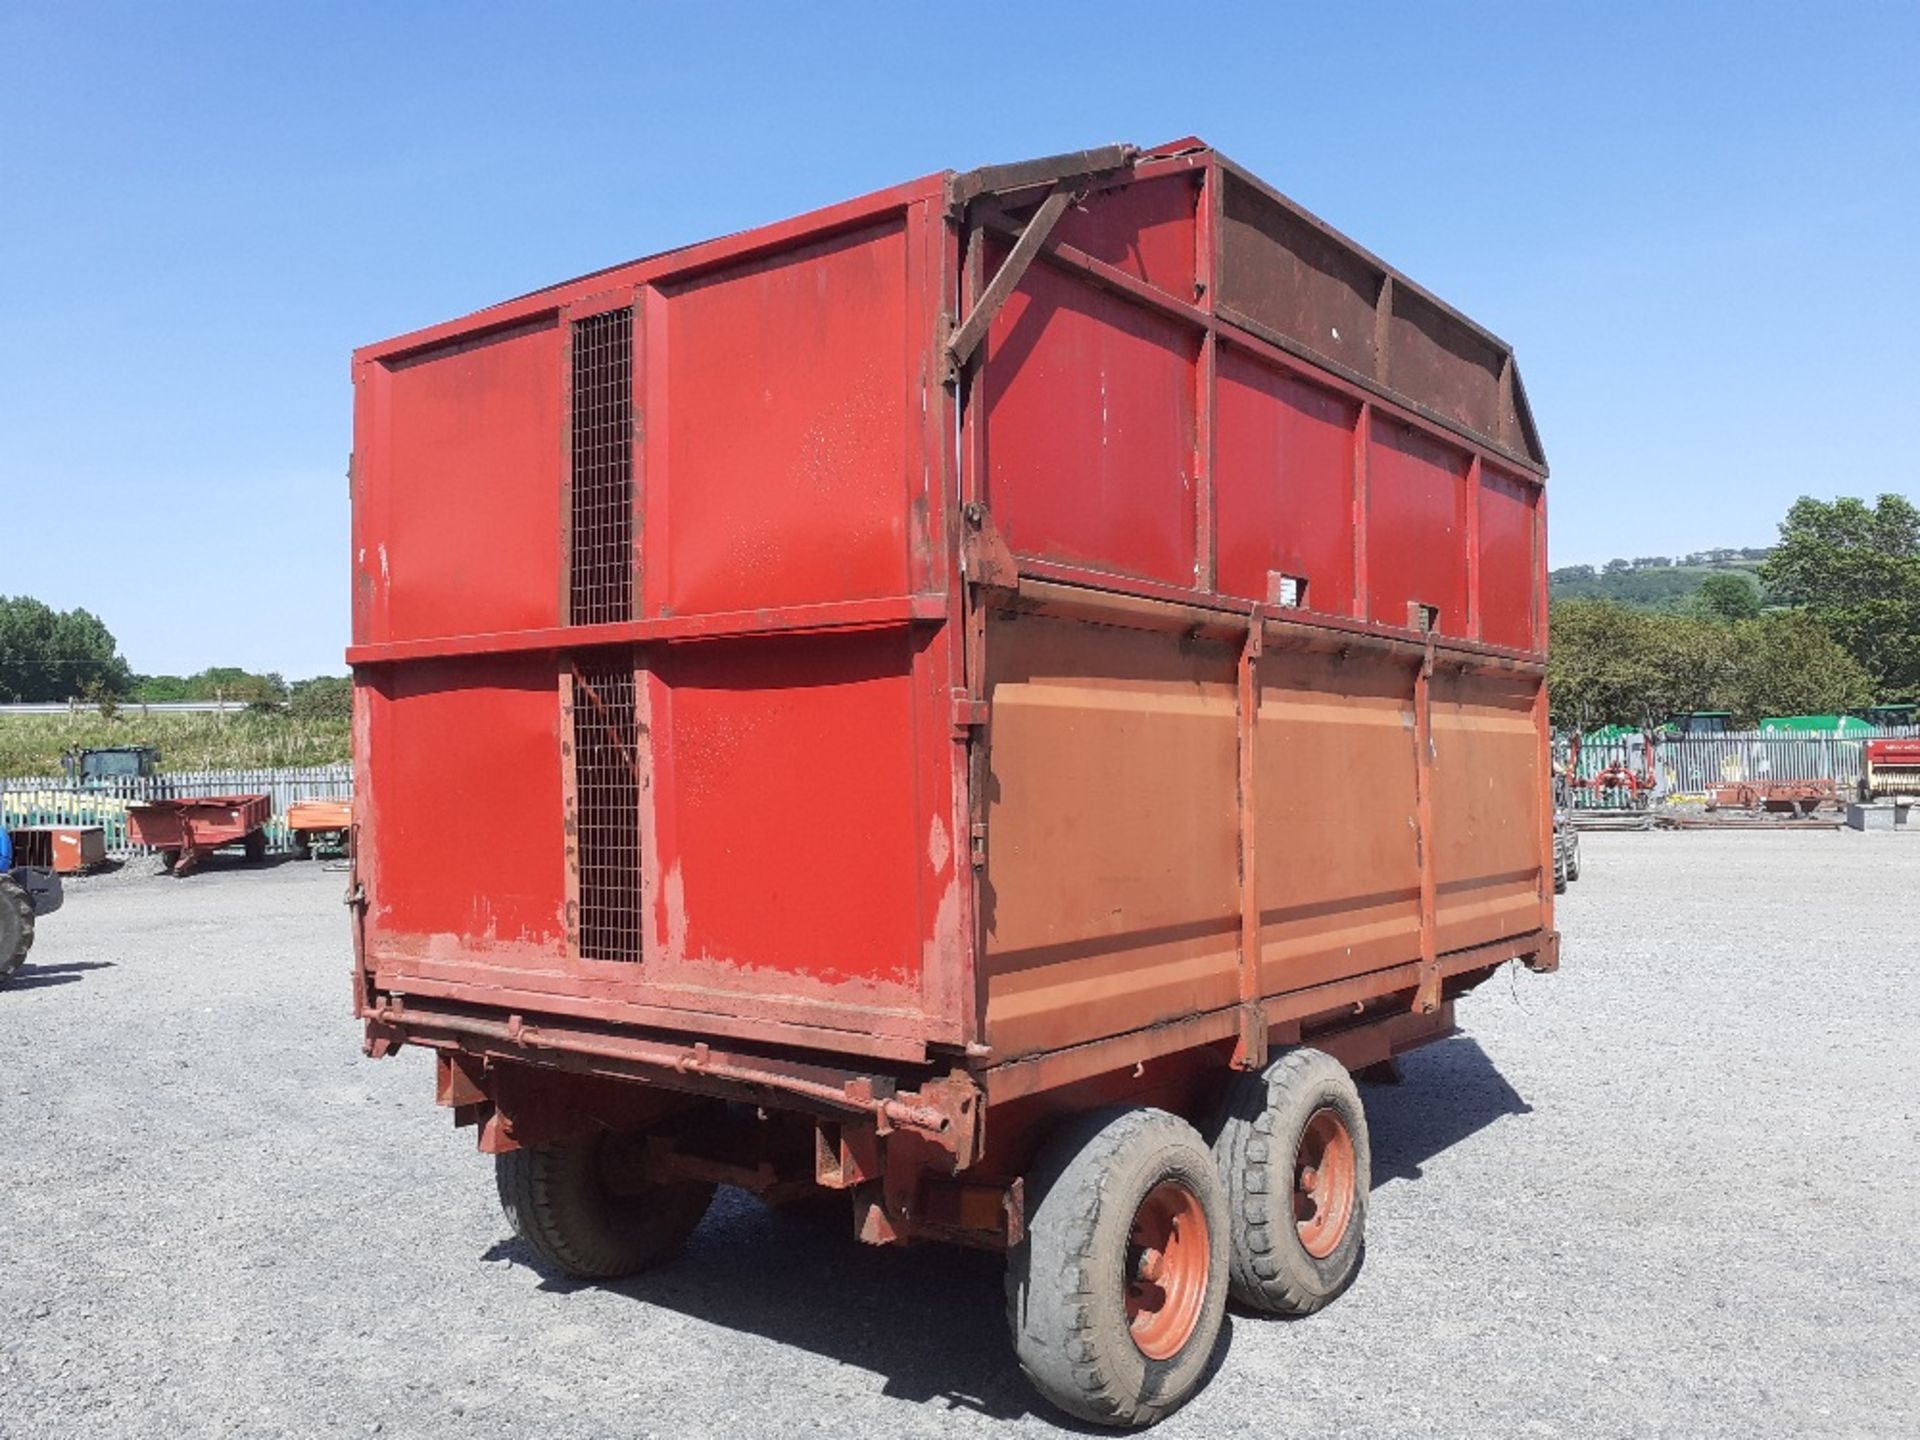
1293, 1106, 1357, 1259
1124, 1179, 1210, 1360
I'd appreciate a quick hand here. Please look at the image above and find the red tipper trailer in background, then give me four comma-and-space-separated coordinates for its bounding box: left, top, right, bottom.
348, 139, 1555, 1426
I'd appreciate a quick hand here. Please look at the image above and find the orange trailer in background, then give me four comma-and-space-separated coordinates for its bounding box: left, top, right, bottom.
348, 139, 1555, 1426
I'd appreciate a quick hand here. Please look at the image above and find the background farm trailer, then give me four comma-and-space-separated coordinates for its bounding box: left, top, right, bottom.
348, 139, 1556, 1426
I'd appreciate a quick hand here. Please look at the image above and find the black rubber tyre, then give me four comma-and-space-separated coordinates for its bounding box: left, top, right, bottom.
1007, 1107, 1228, 1428
243, 830, 268, 862
495, 1132, 714, 1280
291, 834, 313, 861
1554, 857, 1568, 895
0, 875, 33, 983
158, 849, 181, 874
1211, 1047, 1370, 1316
1566, 835, 1582, 883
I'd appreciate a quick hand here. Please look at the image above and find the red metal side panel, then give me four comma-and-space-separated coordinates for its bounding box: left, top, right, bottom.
1478, 465, 1540, 651
640, 627, 957, 1024
359, 654, 567, 959
645, 222, 916, 617
1050, 172, 1199, 300
1213, 348, 1360, 615
1366, 415, 1470, 636
354, 318, 565, 645
981, 256, 1199, 586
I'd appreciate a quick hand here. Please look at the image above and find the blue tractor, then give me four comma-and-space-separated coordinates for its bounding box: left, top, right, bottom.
0, 826, 63, 984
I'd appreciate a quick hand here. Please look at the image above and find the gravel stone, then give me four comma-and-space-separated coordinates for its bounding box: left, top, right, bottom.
1, 832, 1915, 1437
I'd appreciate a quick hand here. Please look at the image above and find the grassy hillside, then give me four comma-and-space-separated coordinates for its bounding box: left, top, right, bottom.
1550, 561, 1764, 611
0, 711, 351, 778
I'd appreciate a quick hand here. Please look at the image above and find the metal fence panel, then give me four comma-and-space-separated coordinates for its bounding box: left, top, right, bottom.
1, 765, 353, 855
1557, 726, 1920, 807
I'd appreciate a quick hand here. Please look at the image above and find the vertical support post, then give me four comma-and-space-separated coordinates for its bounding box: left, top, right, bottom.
1233, 605, 1267, 1069
1195, 161, 1221, 593
1533, 672, 1555, 918
1464, 454, 1482, 641
558, 665, 582, 959
1412, 628, 1441, 1014
1352, 401, 1372, 621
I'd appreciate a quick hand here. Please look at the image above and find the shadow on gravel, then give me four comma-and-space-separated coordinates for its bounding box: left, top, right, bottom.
1361, 1034, 1531, 1188
485, 1190, 1235, 1428
4, 960, 117, 991
473, 1040, 1522, 1420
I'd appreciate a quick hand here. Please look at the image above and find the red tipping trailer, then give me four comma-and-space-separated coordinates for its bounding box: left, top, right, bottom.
128, 795, 271, 874
349, 139, 1556, 1425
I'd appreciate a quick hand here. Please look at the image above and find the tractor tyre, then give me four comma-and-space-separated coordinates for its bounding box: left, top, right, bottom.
0, 875, 33, 983
1007, 1106, 1228, 1427
1211, 1047, 1370, 1316
496, 1132, 714, 1280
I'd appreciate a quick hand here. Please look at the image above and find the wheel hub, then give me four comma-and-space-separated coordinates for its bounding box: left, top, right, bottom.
1292, 1105, 1357, 1259
1124, 1179, 1210, 1360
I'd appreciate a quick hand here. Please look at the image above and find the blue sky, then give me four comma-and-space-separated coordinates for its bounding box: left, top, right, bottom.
3, 2, 1915, 678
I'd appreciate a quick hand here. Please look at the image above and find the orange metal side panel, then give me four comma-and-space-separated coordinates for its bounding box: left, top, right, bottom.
980, 257, 1200, 587
354, 317, 565, 646
1430, 668, 1547, 953
1253, 650, 1422, 993
644, 221, 918, 617
980, 613, 1239, 1060
1214, 349, 1361, 615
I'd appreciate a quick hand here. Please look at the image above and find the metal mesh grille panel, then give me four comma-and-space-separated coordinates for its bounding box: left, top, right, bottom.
571, 659, 643, 962
569, 309, 635, 625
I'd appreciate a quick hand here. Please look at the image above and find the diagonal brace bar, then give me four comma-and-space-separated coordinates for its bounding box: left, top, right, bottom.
946, 182, 1077, 380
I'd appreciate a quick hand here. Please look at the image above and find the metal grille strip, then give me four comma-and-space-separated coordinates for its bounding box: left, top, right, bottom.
569, 309, 634, 625
571, 659, 643, 962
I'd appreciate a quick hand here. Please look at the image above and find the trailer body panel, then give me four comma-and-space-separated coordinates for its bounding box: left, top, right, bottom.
349, 141, 1552, 1164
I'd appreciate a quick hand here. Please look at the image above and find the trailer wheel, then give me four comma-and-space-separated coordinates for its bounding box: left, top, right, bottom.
243, 830, 268, 863
1007, 1107, 1228, 1427
495, 1132, 714, 1280
1566, 835, 1582, 883
1212, 1047, 1369, 1315
0, 875, 33, 982
158, 849, 181, 874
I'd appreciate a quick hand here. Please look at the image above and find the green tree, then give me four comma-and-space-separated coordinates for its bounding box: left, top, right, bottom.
1761, 494, 1920, 700
1692, 571, 1762, 622
1549, 600, 1873, 727
1723, 612, 1873, 720
1548, 600, 1735, 729
288, 675, 352, 721
131, 666, 288, 704
0, 596, 133, 701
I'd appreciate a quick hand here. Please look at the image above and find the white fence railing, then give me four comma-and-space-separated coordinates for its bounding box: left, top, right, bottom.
1, 765, 353, 855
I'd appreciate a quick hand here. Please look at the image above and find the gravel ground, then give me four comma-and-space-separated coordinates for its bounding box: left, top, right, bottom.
4, 831, 1917, 1439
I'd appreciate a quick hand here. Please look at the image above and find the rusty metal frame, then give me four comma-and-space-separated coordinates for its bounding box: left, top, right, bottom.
944, 142, 1137, 216
372, 999, 982, 1161
982, 931, 1551, 1104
